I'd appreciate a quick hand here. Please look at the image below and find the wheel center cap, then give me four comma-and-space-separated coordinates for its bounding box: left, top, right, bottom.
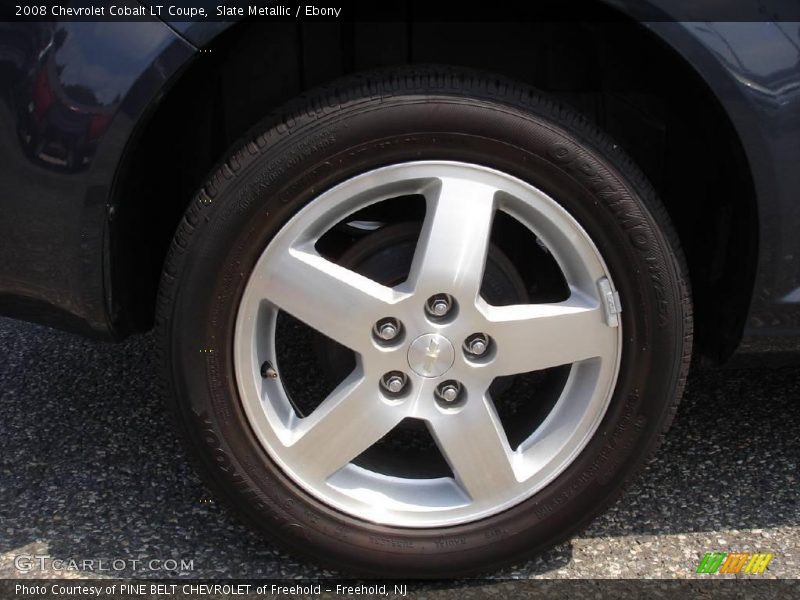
407, 333, 455, 378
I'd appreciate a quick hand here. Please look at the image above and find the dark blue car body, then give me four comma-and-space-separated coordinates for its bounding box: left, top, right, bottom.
1, 1, 799, 364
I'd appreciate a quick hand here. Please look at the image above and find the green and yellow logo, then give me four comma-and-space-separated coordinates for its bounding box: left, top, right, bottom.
696, 552, 774, 575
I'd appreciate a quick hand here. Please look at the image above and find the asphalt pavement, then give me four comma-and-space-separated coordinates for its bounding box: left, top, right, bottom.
0, 317, 798, 580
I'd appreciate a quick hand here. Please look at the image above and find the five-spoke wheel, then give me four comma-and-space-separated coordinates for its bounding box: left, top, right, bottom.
235, 162, 622, 527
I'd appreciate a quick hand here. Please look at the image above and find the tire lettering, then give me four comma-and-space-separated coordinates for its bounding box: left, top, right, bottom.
547, 140, 669, 327
369, 535, 415, 549
533, 392, 646, 519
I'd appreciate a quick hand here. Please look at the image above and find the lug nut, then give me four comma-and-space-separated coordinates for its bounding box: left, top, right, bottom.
426, 293, 456, 319
469, 339, 487, 355
440, 385, 459, 402
464, 333, 490, 357
373, 317, 402, 343
381, 371, 408, 395
431, 300, 449, 316
380, 323, 398, 339
386, 377, 404, 393
435, 380, 463, 405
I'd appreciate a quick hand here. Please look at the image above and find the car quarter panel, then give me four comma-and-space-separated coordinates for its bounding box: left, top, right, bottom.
646, 20, 800, 353
0, 20, 193, 336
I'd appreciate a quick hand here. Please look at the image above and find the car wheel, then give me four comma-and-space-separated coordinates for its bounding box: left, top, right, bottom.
158, 67, 692, 576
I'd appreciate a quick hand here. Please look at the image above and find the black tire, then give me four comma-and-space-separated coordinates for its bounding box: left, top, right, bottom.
157, 67, 692, 577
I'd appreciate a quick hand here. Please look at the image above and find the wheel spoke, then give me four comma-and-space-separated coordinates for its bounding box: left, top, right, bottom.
485, 291, 616, 376
409, 177, 497, 299
429, 394, 518, 502
258, 245, 403, 350
286, 372, 402, 480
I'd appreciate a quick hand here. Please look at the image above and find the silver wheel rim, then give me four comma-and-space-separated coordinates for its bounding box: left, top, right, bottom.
234, 161, 622, 528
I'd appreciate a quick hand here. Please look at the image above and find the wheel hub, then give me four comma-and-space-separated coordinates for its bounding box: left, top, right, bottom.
407, 333, 455, 378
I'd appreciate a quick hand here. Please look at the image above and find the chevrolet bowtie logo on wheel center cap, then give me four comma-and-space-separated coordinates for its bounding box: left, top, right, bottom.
408, 333, 455, 378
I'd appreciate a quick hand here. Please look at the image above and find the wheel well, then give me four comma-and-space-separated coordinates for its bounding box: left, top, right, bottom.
110, 18, 757, 363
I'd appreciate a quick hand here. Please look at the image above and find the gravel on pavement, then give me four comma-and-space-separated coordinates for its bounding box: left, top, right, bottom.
0, 317, 797, 580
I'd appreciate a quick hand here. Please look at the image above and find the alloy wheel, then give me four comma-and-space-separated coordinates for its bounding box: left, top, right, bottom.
234, 161, 622, 527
